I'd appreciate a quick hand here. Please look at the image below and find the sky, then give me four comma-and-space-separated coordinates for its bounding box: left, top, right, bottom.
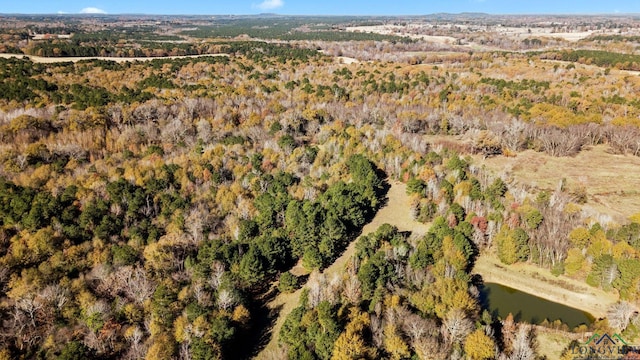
2, 0, 640, 16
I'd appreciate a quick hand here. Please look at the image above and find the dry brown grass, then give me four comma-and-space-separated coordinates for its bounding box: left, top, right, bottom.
535, 329, 574, 360
472, 145, 640, 222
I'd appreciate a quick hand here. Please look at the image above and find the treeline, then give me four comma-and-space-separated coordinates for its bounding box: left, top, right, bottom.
588, 34, 640, 43
539, 49, 640, 71
25, 40, 205, 58
0, 65, 153, 107
72, 28, 182, 42
479, 77, 550, 95
281, 31, 412, 43
179, 18, 411, 42
220, 41, 323, 63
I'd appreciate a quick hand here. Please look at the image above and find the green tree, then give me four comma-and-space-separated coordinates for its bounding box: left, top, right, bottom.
406, 178, 426, 195
496, 226, 529, 265
278, 271, 299, 293
613, 259, 640, 299
238, 246, 266, 286
524, 208, 543, 230
564, 248, 586, 276
586, 255, 619, 290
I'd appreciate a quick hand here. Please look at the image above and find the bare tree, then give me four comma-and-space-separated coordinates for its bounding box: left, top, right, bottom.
342, 276, 362, 304
98, 266, 154, 305
537, 127, 584, 157
161, 117, 191, 145
441, 309, 474, 345
209, 261, 225, 290
370, 314, 384, 348
15, 296, 43, 328
403, 313, 438, 345
608, 301, 637, 331
573, 123, 604, 146
185, 205, 206, 245
607, 125, 640, 156
123, 326, 146, 360
179, 341, 192, 360
500, 118, 527, 151
193, 283, 212, 307
508, 325, 536, 360
217, 289, 237, 311
532, 184, 577, 267
38, 284, 68, 310
307, 273, 326, 308
195, 118, 212, 143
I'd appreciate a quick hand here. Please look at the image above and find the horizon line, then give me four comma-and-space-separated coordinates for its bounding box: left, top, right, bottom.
1, 12, 639, 17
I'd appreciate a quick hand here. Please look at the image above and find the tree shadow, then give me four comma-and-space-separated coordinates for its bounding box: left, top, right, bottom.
376, 176, 391, 208
233, 286, 282, 360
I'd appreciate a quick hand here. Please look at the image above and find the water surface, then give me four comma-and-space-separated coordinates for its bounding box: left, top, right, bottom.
479, 282, 594, 328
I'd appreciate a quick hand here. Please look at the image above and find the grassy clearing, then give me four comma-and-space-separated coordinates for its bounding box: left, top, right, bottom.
472, 144, 640, 222
535, 329, 573, 360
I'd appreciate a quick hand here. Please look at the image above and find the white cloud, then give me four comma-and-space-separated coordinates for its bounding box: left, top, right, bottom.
57, 11, 67, 14
80, 7, 107, 14
254, 0, 284, 10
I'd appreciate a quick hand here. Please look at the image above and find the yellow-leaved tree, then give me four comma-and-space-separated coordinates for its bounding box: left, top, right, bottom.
464, 329, 495, 360
383, 323, 410, 360
331, 309, 371, 360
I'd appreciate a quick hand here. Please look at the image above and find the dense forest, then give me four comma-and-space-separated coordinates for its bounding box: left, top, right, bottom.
2, 14, 640, 360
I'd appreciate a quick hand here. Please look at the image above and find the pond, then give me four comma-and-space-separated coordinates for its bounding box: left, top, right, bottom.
479, 282, 595, 329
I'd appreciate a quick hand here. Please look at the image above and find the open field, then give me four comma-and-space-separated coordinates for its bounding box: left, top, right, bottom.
472, 145, 640, 222
346, 25, 458, 43
535, 328, 580, 360
494, 26, 597, 41
473, 252, 618, 319
345, 23, 620, 44
335, 56, 359, 64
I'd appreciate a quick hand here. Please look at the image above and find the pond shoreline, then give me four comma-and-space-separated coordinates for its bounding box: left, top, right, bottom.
473, 253, 618, 319
480, 282, 594, 328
